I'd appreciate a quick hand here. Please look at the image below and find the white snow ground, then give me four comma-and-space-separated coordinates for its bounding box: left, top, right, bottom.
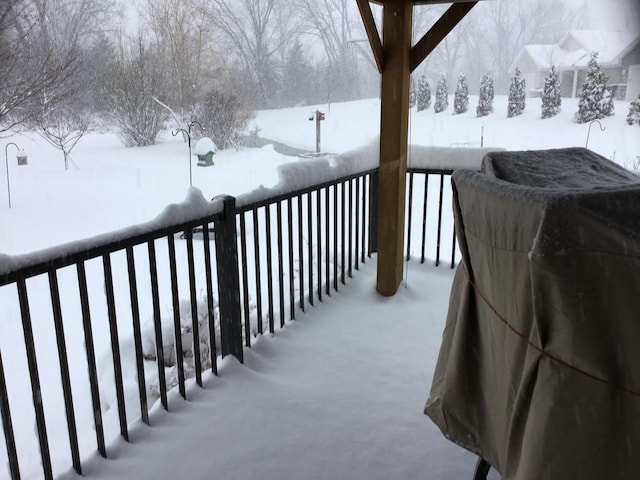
1, 95, 637, 479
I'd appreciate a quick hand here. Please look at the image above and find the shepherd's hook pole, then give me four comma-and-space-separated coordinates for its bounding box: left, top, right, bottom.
172, 121, 204, 187
586, 120, 605, 149
5, 142, 19, 209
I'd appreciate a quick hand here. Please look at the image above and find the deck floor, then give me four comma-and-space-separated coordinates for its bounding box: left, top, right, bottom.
58, 261, 491, 480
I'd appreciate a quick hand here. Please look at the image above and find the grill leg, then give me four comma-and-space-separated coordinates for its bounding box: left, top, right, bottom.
473, 457, 491, 480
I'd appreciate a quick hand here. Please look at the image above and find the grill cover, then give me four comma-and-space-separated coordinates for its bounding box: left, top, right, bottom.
425, 148, 640, 480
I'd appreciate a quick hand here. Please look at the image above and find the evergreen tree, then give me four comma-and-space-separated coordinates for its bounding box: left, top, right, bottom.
416, 76, 431, 112
476, 72, 494, 117
541, 65, 562, 119
628, 95, 640, 126
575, 52, 612, 124
453, 74, 469, 114
409, 76, 416, 108
507, 67, 526, 117
434, 74, 448, 113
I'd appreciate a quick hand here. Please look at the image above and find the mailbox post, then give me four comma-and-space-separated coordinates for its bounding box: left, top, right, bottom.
309, 110, 325, 153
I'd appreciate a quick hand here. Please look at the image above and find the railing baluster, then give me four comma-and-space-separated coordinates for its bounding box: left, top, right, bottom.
368, 171, 379, 257
348, 179, 353, 279
265, 205, 275, 333
325, 187, 331, 296
276, 201, 285, 328
307, 192, 313, 307
167, 236, 186, 399
361, 175, 367, 264
436, 173, 445, 267
16, 276, 53, 480
48, 269, 81, 473
406, 172, 414, 261
421, 173, 429, 264
355, 176, 360, 270
186, 231, 202, 387
147, 241, 168, 411
287, 198, 295, 321
77, 262, 107, 453
202, 222, 219, 373
334, 184, 339, 291
126, 246, 149, 425
316, 188, 322, 302
0, 348, 20, 480
253, 208, 263, 335
451, 223, 457, 269
103, 254, 129, 440
340, 181, 346, 285
239, 214, 251, 347
298, 194, 305, 312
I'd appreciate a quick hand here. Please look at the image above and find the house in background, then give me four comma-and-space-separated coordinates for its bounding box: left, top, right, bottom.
510, 30, 640, 100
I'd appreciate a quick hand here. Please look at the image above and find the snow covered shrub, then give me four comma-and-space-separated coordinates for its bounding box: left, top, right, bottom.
476, 72, 494, 117
575, 52, 613, 124
541, 65, 562, 119
507, 67, 526, 117
409, 76, 417, 108
453, 74, 469, 114
434, 74, 448, 113
196, 89, 254, 150
416, 75, 431, 112
140, 298, 217, 370
98, 296, 220, 415
627, 95, 640, 126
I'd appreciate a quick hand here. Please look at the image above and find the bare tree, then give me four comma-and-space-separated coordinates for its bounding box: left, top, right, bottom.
203, 0, 290, 108
35, 106, 90, 170
142, 0, 217, 123
297, 0, 361, 102
102, 34, 168, 147
0, 0, 78, 134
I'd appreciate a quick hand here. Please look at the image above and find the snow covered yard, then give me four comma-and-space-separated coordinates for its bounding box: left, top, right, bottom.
1, 95, 638, 479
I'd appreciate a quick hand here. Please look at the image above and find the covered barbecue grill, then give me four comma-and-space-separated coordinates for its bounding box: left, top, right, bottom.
425, 147, 640, 480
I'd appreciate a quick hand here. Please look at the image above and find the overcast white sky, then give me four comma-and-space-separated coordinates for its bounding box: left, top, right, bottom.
564, 0, 640, 31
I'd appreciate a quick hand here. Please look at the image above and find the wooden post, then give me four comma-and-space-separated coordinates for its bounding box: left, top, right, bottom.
376, 0, 413, 296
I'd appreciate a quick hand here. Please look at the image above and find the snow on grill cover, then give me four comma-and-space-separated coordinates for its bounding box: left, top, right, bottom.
425, 147, 640, 480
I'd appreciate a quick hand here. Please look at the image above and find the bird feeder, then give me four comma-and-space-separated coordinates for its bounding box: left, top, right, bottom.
194, 137, 217, 167
16, 150, 28, 166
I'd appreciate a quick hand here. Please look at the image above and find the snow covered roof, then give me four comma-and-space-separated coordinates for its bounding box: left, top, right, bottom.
511, 30, 640, 72
562, 30, 639, 65
194, 137, 218, 155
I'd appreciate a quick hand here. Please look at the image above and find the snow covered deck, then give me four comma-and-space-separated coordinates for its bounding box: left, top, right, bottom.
57, 261, 486, 480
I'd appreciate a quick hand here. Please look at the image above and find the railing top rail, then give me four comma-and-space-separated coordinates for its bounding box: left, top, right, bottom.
236, 168, 378, 213
0, 197, 226, 286
407, 167, 455, 175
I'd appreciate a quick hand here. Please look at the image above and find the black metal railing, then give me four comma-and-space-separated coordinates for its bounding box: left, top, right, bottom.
406, 167, 457, 268
0, 165, 458, 480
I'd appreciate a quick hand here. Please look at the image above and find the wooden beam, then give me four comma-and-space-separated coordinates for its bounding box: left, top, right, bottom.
371, 0, 479, 5
376, 0, 413, 296
356, 0, 384, 73
410, 1, 477, 72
